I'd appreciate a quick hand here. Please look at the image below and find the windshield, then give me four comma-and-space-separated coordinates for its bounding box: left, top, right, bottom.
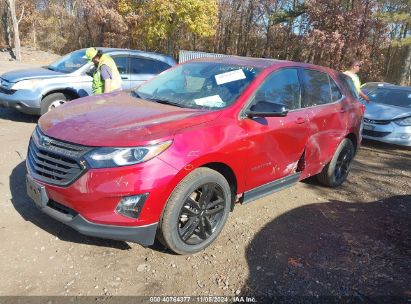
134, 61, 261, 109
368, 88, 411, 108
47, 49, 88, 73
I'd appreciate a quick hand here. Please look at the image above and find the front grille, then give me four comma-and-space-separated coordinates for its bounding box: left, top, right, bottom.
363, 129, 391, 138
363, 118, 391, 125
27, 127, 92, 186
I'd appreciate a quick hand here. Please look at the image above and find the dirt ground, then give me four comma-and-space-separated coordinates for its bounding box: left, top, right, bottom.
0, 57, 410, 302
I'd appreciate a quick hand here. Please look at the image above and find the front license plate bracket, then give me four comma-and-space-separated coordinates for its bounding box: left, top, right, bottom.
26, 175, 49, 208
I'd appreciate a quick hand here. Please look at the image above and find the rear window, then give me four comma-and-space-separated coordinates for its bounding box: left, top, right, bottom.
369, 88, 411, 108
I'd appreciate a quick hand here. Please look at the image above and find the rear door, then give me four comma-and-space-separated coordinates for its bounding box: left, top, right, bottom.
129, 56, 172, 89
241, 68, 310, 189
299, 68, 348, 175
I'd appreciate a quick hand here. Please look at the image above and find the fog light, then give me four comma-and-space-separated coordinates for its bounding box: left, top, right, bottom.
115, 194, 148, 219
400, 134, 410, 140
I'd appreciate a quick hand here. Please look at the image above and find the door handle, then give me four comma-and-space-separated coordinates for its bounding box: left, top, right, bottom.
295, 117, 306, 124
121, 76, 128, 80
340, 108, 346, 113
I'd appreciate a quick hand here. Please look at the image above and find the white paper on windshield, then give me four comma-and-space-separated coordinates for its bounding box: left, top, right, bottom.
215, 69, 246, 85
194, 95, 225, 108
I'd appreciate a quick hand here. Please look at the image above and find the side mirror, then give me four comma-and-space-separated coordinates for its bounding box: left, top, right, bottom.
245, 101, 289, 118
85, 66, 95, 77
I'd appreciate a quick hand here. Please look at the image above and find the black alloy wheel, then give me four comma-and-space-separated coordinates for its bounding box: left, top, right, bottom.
157, 167, 231, 254
317, 138, 355, 187
334, 143, 354, 183
178, 183, 226, 245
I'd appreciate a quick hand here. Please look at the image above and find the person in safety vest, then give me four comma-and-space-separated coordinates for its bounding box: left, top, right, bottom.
344, 59, 370, 103
85, 47, 122, 95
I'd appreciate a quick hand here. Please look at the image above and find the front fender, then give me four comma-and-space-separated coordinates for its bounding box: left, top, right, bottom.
39, 76, 92, 99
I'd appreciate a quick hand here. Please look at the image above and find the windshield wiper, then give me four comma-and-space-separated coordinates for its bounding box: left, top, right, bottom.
146, 97, 187, 108
130, 91, 142, 99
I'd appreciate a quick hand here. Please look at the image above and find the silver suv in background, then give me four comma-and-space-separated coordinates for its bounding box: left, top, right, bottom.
0, 48, 176, 115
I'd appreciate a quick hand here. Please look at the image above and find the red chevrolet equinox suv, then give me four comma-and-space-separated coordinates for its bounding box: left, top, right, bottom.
26, 57, 364, 254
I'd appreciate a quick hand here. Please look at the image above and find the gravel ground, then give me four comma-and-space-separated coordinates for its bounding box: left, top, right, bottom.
0, 58, 409, 302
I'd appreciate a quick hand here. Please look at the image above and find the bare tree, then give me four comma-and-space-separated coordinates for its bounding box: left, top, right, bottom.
6, 0, 24, 61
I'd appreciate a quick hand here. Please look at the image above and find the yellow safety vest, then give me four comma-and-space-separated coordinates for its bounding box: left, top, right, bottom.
92, 54, 122, 95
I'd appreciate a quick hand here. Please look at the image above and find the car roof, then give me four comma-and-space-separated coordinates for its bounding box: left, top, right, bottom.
187, 56, 291, 69
362, 82, 394, 87
186, 55, 342, 75
372, 84, 411, 91
77, 48, 176, 65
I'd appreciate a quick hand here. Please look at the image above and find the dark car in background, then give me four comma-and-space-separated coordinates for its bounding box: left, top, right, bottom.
0, 48, 176, 115
362, 84, 411, 146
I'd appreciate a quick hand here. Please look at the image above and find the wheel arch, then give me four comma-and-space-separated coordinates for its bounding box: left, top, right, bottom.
345, 132, 358, 153
201, 162, 238, 211
159, 157, 240, 219
42, 88, 80, 101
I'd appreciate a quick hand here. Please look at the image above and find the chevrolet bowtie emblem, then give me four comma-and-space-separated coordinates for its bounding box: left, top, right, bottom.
40, 135, 52, 146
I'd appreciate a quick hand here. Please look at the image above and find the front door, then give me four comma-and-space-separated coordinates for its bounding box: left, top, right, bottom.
241, 68, 309, 190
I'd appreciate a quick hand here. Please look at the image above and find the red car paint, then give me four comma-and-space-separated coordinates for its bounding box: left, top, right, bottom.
29, 57, 364, 244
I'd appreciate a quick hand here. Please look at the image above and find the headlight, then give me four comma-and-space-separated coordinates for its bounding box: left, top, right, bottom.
84, 140, 172, 168
394, 116, 411, 126
11, 79, 42, 90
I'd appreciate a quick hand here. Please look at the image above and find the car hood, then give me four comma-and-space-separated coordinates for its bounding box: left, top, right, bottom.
39, 92, 220, 147
364, 102, 411, 120
1, 67, 65, 82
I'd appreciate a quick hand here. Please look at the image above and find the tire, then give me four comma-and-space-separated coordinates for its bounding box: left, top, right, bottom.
158, 168, 231, 255
40, 93, 70, 115
317, 139, 355, 187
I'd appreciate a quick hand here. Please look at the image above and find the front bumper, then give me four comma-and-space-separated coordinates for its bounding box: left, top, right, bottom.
26, 152, 179, 244
362, 121, 411, 147
0, 89, 41, 115
40, 200, 158, 245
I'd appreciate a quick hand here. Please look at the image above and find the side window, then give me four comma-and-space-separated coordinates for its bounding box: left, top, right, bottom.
112, 56, 129, 75
301, 69, 332, 107
129, 57, 171, 75
252, 68, 301, 110
329, 76, 343, 101
154, 60, 172, 73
